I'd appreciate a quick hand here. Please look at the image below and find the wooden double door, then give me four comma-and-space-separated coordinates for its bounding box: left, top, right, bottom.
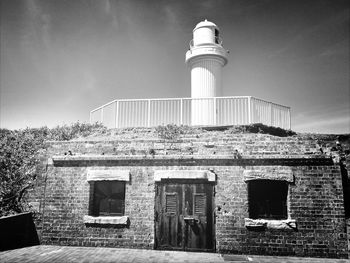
155, 180, 214, 251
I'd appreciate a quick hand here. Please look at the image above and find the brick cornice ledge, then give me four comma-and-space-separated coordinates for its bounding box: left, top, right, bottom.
244, 218, 297, 231
83, 215, 129, 225
51, 155, 333, 167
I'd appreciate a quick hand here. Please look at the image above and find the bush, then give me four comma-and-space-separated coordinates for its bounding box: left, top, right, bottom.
155, 124, 183, 140
47, 122, 107, 141
0, 122, 106, 216
0, 129, 44, 216
155, 124, 200, 140
228, 123, 296, 137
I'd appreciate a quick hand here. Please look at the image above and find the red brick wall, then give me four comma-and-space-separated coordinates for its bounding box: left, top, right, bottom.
215, 165, 347, 258
28, 132, 349, 258
40, 166, 155, 248
347, 219, 350, 258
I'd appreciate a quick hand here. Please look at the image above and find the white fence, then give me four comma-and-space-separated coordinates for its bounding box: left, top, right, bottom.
90, 96, 291, 130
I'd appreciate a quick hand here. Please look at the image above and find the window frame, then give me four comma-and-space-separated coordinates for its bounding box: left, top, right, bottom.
88, 180, 126, 217
247, 179, 289, 220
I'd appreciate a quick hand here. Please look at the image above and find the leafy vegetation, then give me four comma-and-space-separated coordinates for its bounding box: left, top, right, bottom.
155, 123, 297, 141
227, 123, 296, 137
155, 124, 195, 140
0, 122, 106, 217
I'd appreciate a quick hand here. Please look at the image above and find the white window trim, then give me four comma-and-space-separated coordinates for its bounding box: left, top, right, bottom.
154, 170, 216, 182
244, 168, 296, 230
243, 168, 294, 182
86, 170, 130, 225
83, 215, 129, 225
86, 169, 130, 181
244, 218, 297, 230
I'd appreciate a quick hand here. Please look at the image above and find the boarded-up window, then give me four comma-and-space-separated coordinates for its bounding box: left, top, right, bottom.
165, 193, 177, 214
89, 181, 125, 216
248, 180, 288, 220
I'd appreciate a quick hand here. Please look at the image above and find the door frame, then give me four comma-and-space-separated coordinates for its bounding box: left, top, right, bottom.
154, 178, 216, 252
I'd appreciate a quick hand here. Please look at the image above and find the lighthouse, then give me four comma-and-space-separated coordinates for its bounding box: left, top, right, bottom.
185, 20, 228, 125
91, 20, 291, 130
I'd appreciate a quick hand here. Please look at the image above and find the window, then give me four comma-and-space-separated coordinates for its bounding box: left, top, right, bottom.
214, 29, 219, 44
248, 180, 288, 220
89, 181, 125, 217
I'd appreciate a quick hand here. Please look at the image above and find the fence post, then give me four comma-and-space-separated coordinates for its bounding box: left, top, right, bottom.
115, 100, 119, 128
89, 111, 92, 124
288, 108, 292, 130
147, 99, 151, 127
248, 96, 252, 124
101, 108, 104, 124
269, 102, 273, 126
213, 97, 217, 125
180, 98, 183, 125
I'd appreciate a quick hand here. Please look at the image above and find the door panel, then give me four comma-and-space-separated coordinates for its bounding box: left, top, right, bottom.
155, 181, 214, 251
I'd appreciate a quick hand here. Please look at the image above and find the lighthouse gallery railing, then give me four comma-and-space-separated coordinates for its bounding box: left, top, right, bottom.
90, 96, 291, 130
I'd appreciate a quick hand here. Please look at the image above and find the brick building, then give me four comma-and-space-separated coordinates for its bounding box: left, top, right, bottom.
29, 129, 349, 259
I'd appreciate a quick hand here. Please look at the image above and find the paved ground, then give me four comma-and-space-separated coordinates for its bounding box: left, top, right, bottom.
0, 245, 349, 263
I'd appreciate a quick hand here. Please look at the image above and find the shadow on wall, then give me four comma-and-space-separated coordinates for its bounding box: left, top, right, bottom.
341, 164, 350, 218
0, 212, 40, 251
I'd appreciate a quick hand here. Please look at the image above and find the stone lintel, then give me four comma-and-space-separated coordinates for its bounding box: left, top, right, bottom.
83, 215, 129, 225
154, 170, 216, 182
244, 218, 297, 230
243, 167, 294, 182
87, 169, 130, 181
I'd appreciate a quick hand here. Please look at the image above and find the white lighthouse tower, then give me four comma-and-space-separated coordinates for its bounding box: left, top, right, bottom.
91, 20, 291, 130
185, 20, 228, 125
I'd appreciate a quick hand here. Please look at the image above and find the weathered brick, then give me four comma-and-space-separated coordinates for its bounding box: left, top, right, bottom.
26, 132, 349, 258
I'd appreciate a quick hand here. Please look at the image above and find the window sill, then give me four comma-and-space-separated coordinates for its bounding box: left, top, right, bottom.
244, 218, 297, 231
83, 215, 129, 226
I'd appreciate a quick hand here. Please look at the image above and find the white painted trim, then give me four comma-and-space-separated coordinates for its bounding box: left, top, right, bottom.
83, 215, 129, 225
90, 95, 289, 113
87, 169, 130, 182
244, 218, 297, 230
154, 170, 216, 182
243, 168, 294, 183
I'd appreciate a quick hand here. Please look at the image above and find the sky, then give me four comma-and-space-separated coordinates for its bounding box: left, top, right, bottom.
0, 0, 349, 134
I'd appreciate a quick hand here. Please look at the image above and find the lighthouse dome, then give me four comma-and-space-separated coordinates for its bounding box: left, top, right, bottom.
193, 19, 218, 31
192, 19, 222, 46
